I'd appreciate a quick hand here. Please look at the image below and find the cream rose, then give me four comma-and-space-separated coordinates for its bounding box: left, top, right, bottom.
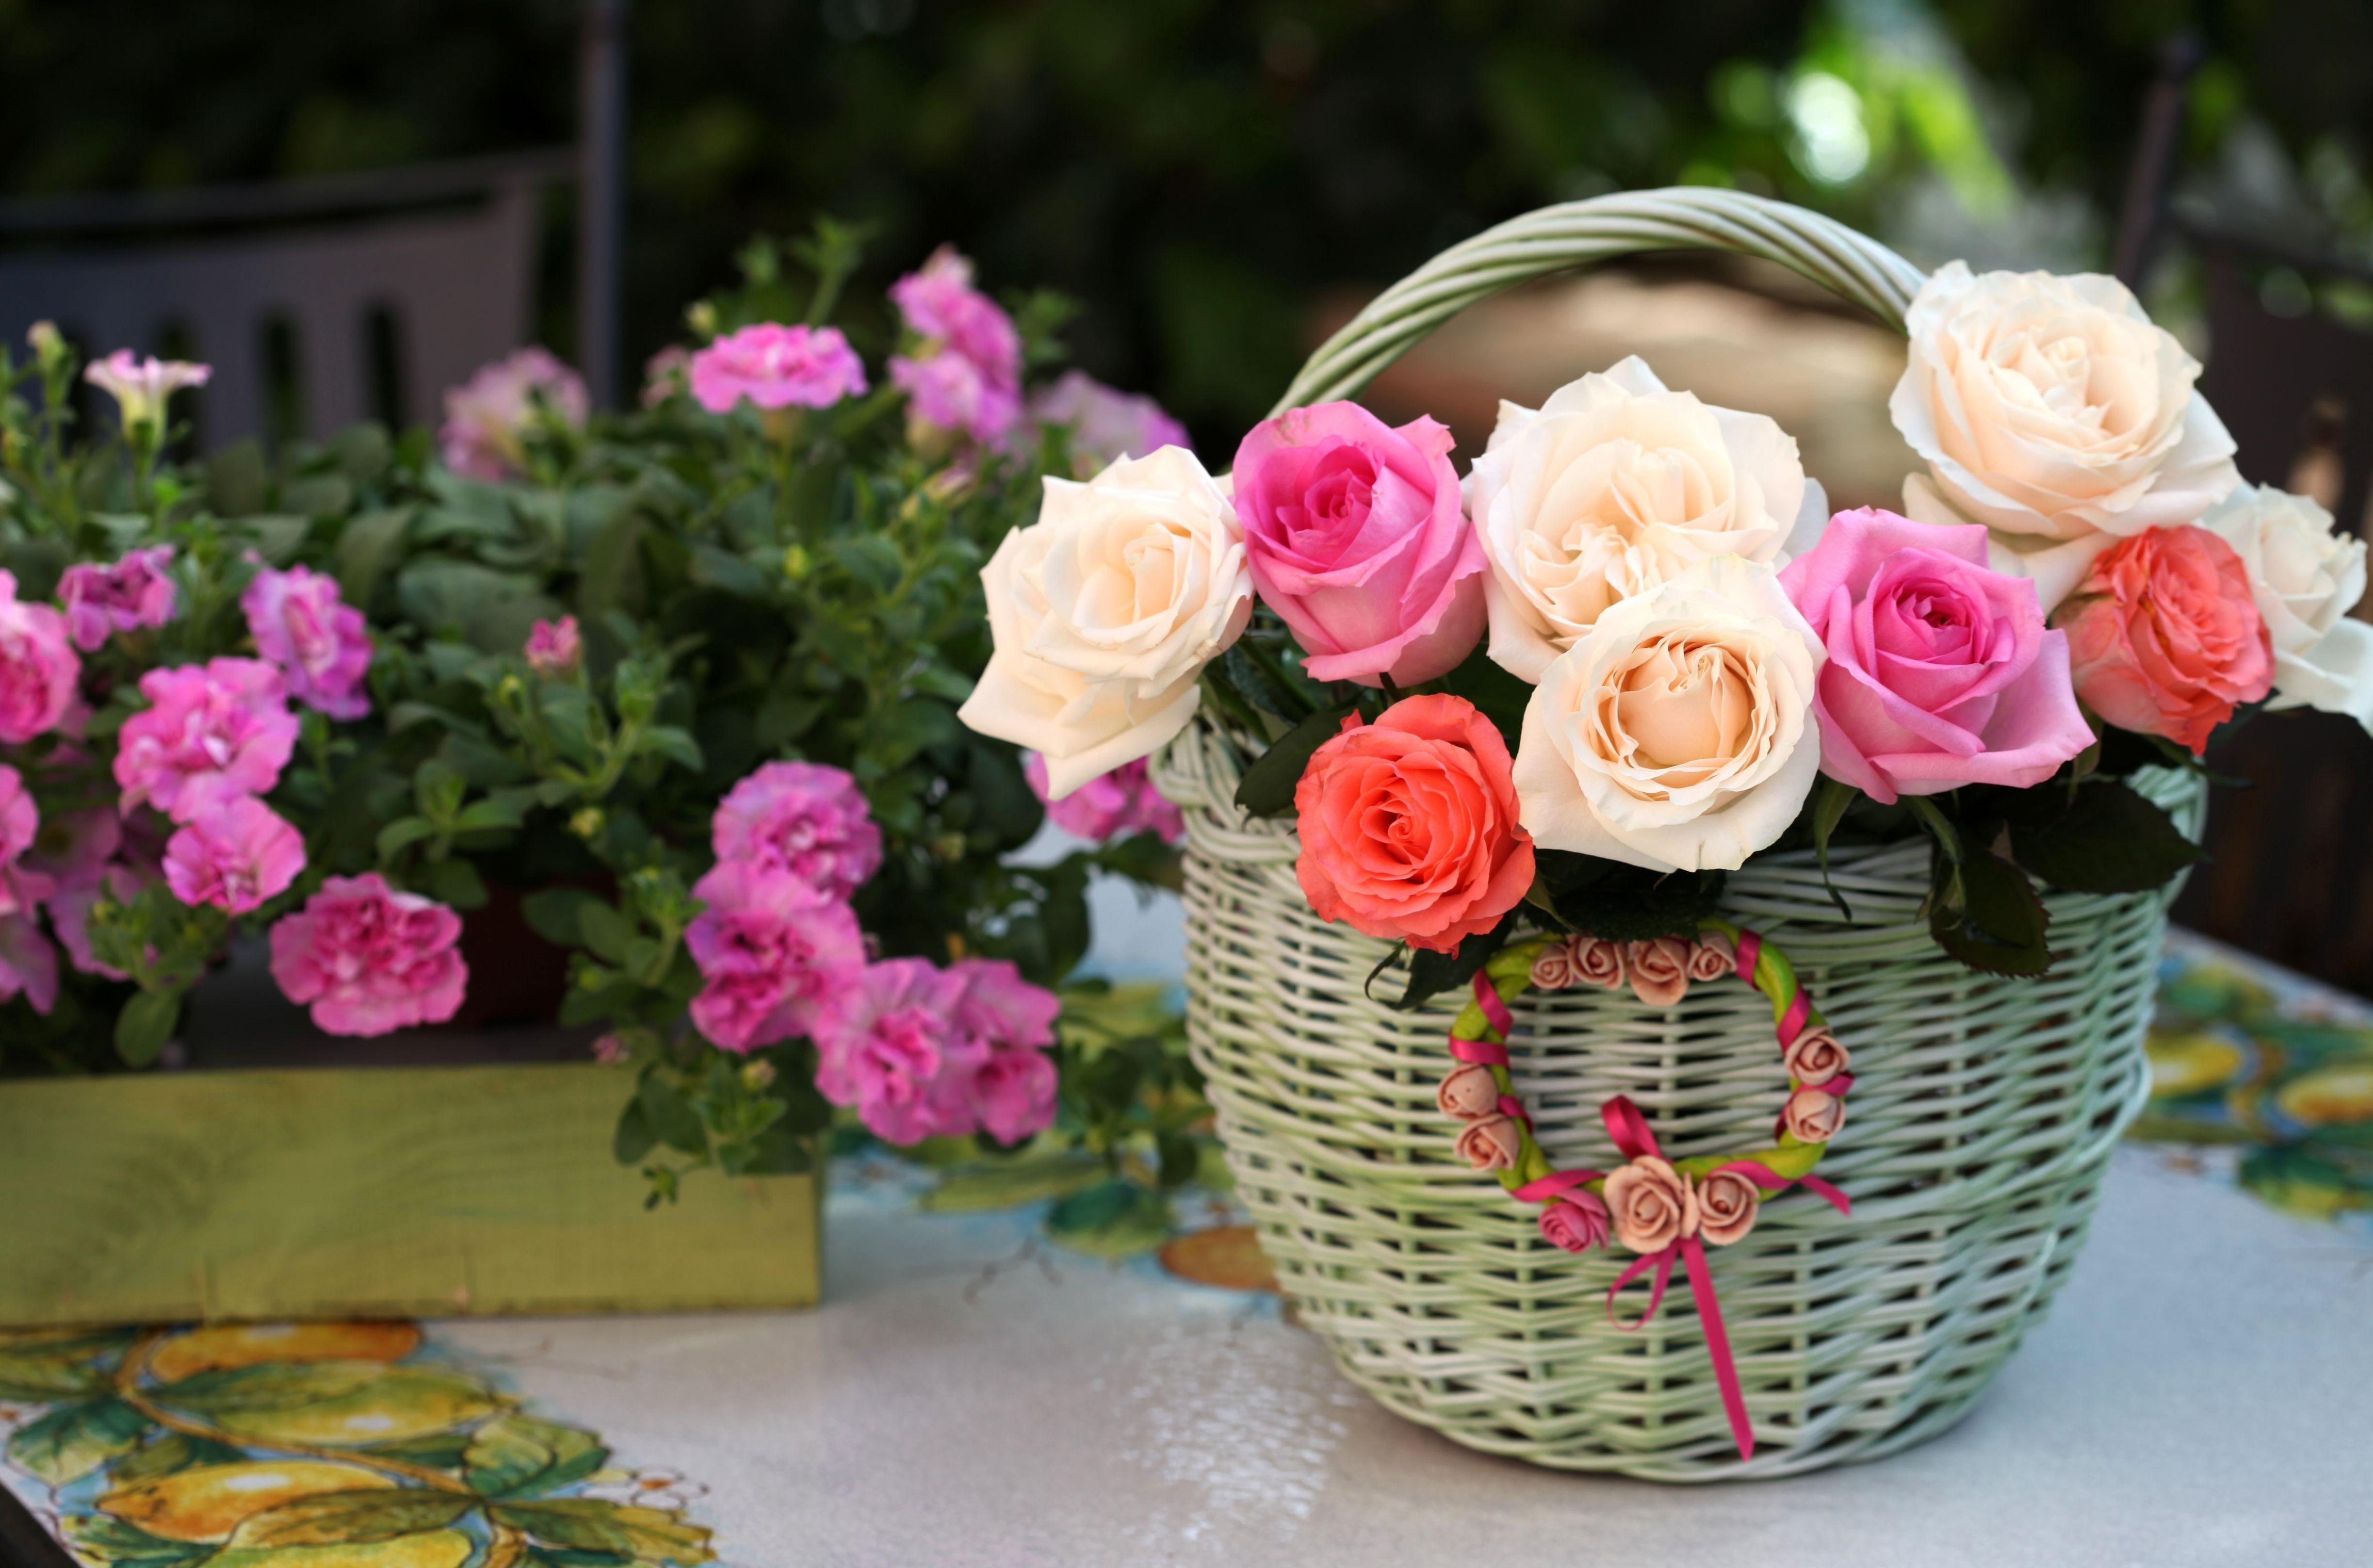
1511, 556, 1824, 874
2202, 484, 2373, 729
1465, 356, 1827, 682
1891, 262, 2242, 613
958, 446, 1254, 795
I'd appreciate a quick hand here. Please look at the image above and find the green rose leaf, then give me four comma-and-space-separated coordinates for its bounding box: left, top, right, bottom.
1930, 847, 2052, 977
463, 1412, 610, 1499
2005, 778, 2203, 894
226, 1490, 477, 1549
6, 1396, 151, 1484
1232, 703, 1355, 819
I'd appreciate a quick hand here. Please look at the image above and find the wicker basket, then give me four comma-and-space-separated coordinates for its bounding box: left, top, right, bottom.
1153, 187, 2207, 1480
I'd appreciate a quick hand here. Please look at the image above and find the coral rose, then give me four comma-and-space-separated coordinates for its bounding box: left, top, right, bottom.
1625, 937, 1691, 1006
1540, 1191, 1613, 1254
1437, 1062, 1500, 1119
2059, 525, 2271, 754
1782, 1025, 1850, 1087
1779, 508, 2093, 803
1780, 1085, 1847, 1145
1293, 694, 1535, 954
1696, 1166, 1762, 1246
1603, 1156, 1699, 1254
1231, 401, 1486, 686
1454, 1113, 1524, 1171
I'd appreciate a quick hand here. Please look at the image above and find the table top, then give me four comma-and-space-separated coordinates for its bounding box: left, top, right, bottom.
5, 928, 2369, 1567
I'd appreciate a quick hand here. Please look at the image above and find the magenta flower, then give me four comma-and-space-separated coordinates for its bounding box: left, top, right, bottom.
0, 912, 57, 1014
524, 614, 582, 677
268, 872, 468, 1036
641, 345, 693, 408
1023, 753, 1184, 845
0, 765, 54, 920
439, 347, 589, 480
812, 956, 983, 1145
890, 353, 1024, 450
710, 760, 882, 901
689, 323, 868, 416
0, 569, 81, 744
945, 957, 1062, 1144
241, 563, 371, 719
889, 245, 1022, 447
1029, 370, 1190, 475
58, 546, 177, 651
47, 862, 145, 980
85, 351, 210, 431
115, 659, 299, 822
27, 808, 144, 979
163, 798, 306, 914
685, 859, 866, 1053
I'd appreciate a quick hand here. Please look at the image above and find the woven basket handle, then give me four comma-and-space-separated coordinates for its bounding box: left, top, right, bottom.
1273, 187, 1928, 416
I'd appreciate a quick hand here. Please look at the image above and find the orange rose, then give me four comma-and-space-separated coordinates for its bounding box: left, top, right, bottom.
1626, 937, 1692, 1006
1293, 694, 1535, 954
2060, 525, 2272, 754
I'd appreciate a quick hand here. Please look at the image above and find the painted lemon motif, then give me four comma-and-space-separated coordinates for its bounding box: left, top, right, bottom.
149, 1323, 421, 1384
2275, 1065, 2373, 1126
2146, 1031, 2246, 1097
205, 1369, 503, 1447
208, 1529, 475, 1568
97, 1461, 395, 1543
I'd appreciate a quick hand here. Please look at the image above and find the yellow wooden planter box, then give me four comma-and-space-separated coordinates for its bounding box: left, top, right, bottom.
0, 1061, 821, 1328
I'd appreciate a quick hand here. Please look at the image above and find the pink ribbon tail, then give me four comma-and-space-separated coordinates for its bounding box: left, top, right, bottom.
1680, 1235, 1754, 1463
1606, 1246, 1677, 1331
1797, 1173, 1852, 1215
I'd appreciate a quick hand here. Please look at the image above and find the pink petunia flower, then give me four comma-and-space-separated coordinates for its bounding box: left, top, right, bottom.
812, 957, 984, 1145
439, 347, 590, 480
85, 351, 210, 431
685, 859, 866, 1053
27, 807, 148, 979
0, 765, 55, 920
0, 569, 81, 744
58, 545, 177, 651
888, 246, 1023, 448
942, 957, 1062, 1144
1029, 370, 1191, 475
688, 323, 868, 415
114, 658, 299, 822
268, 872, 468, 1036
710, 760, 882, 901
162, 797, 306, 914
524, 614, 582, 677
241, 563, 371, 719
0, 911, 57, 1014
1023, 753, 1184, 845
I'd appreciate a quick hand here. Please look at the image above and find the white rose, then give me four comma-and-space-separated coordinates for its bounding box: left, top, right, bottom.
1511, 555, 1824, 874
2203, 483, 2373, 729
957, 446, 1254, 795
1891, 262, 2242, 612
1464, 356, 1827, 684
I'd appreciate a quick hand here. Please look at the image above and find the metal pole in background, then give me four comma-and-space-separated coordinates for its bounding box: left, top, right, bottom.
578, 0, 630, 409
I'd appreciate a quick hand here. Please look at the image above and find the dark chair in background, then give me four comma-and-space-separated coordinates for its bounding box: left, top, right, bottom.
2116, 36, 2373, 994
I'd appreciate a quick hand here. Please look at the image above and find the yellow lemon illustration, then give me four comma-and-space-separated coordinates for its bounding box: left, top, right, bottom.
2146, 1031, 2246, 1097
2275, 1065, 2373, 1126
149, 1323, 421, 1384
207, 1370, 503, 1448
97, 1461, 395, 1543
208, 1529, 474, 1568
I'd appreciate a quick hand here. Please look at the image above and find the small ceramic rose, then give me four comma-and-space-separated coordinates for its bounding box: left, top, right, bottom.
1687, 932, 1736, 982
1603, 1156, 1700, 1254
1455, 1113, 1524, 1172
1696, 1166, 1763, 1246
1783, 1026, 1850, 1088
1626, 938, 1692, 1007
1539, 1191, 1613, 1254
1436, 1063, 1500, 1120
1572, 935, 1627, 989
1781, 1085, 1847, 1145
1529, 936, 1583, 990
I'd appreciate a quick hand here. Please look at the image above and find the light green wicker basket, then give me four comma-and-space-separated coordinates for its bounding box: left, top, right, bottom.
1153, 187, 2207, 1481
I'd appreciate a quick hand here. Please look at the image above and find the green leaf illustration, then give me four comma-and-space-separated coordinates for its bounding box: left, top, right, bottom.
491, 1499, 715, 1566
152, 1360, 392, 1414
463, 1413, 610, 1500
226, 1490, 477, 1549
921, 1153, 1105, 1212
156, 1364, 503, 1447
1046, 1179, 1175, 1259
7, 1397, 152, 1484
110, 1432, 249, 1483
0, 1348, 111, 1401
59, 1512, 210, 1568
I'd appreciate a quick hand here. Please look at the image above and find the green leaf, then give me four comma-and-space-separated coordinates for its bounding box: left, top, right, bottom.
1396, 912, 1516, 1010
612, 1095, 658, 1163
490, 1499, 715, 1565
638, 1075, 708, 1157
227, 1490, 476, 1548
577, 901, 636, 963
453, 793, 528, 832
204, 439, 271, 517
377, 816, 437, 860
1810, 776, 1857, 920
236, 513, 313, 566
420, 857, 489, 910
825, 534, 904, 595
1045, 1179, 1174, 1259
0, 1348, 110, 1400
1535, 851, 1725, 941
151, 1359, 390, 1414
523, 888, 603, 948
109, 1431, 248, 1482
115, 990, 181, 1067
464, 1412, 610, 1500
921, 1153, 1106, 1212
334, 507, 416, 610
6, 1397, 150, 1483
282, 472, 353, 518
2006, 779, 2203, 894
689, 543, 772, 599
1434, 643, 1532, 746
639, 725, 704, 772
871, 699, 958, 769
60, 1512, 210, 1567
1232, 704, 1354, 818
1930, 847, 2052, 977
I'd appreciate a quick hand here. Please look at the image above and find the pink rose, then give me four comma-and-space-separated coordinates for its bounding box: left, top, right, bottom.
1625, 938, 1692, 1007
1539, 1190, 1613, 1254
889, 246, 1023, 448
1029, 370, 1191, 476
1294, 695, 1535, 954
812, 957, 985, 1145
524, 615, 582, 677
2060, 524, 2274, 754
711, 760, 882, 902
1528, 936, 1583, 990
1687, 932, 1736, 982
1023, 753, 1184, 845
690, 323, 868, 415
162, 798, 306, 914
1572, 935, 1627, 989
439, 347, 588, 479
944, 957, 1062, 1144
1782, 1025, 1850, 1087
1603, 1156, 1700, 1253
0, 569, 80, 744
1780, 1084, 1846, 1145
1696, 1166, 1762, 1246
241, 563, 371, 719
1780, 508, 2094, 803
59, 546, 176, 650
1231, 402, 1487, 685
115, 659, 298, 822
1454, 1112, 1524, 1171
268, 872, 467, 1036
685, 859, 866, 1053
1437, 1061, 1500, 1119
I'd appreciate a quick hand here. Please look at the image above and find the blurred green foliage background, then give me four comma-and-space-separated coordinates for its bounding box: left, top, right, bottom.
0, 0, 2368, 444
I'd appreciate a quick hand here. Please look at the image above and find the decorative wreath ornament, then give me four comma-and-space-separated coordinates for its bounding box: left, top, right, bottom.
1436, 921, 1854, 1461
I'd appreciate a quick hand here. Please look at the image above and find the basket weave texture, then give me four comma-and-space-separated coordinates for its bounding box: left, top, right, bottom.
1157, 187, 2203, 1479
